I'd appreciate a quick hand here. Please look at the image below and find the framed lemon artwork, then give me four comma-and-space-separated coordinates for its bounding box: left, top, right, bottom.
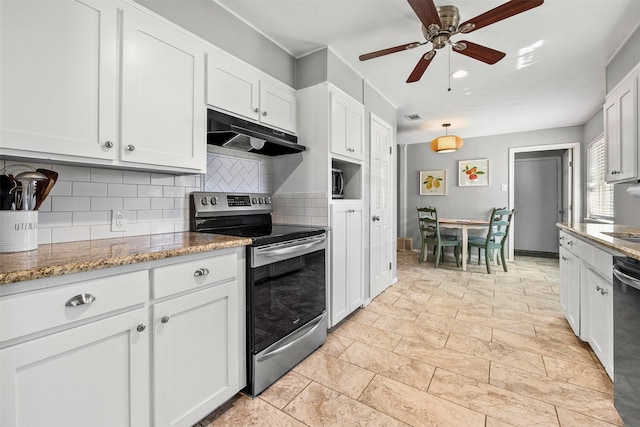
419, 170, 446, 195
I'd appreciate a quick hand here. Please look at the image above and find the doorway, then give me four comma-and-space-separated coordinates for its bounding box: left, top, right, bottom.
508, 143, 581, 261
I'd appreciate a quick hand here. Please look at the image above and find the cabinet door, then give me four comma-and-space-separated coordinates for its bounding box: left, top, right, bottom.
153, 281, 239, 427
0, 0, 118, 161
330, 204, 363, 327
121, 8, 206, 172
330, 90, 351, 158
585, 267, 613, 379
0, 308, 149, 427
347, 101, 365, 161
259, 80, 297, 133
559, 247, 580, 335
605, 75, 638, 183
207, 50, 260, 121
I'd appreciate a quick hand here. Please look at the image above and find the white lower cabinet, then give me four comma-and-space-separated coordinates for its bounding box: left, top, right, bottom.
559, 245, 580, 335
152, 281, 239, 427
330, 203, 364, 326
583, 266, 613, 378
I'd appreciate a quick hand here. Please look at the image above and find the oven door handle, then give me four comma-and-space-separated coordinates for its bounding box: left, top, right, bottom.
257, 312, 327, 362
614, 266, 640, 290
259, 237, 325, 257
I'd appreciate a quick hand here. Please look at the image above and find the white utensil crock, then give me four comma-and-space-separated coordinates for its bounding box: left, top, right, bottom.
0, 211, 38, 252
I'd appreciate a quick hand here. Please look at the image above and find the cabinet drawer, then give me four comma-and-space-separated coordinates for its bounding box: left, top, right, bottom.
571, 237, 593, 263
592, 246, 614, 279
151, 252, 237, 299
0, 270, 148, 343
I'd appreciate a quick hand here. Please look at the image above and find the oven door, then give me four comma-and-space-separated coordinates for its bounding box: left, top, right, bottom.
248, 234, 326, 354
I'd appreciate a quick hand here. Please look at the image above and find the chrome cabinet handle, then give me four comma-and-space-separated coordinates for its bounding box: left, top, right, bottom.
347, 148, 355, 152
103, 141, 113, 149
567, 241, 574, 245
262, 111, 268, 117
137, 323, 146, 332
559, 236, 565, 241
125, 144, 135, 152
561, 256, 568, 261
596, 285, 602, 292
253, 108, 259, 113
601, 288, 608, 295
194, 267, 210, 277
372, 215, 380, 221
65, 293, 96, 307
161, 316, 170, 324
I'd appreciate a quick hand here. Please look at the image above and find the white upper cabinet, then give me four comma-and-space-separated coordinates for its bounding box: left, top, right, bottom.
330, 87, 364, 162
0, 0, 206, 173
604, 66, 639, 183
120, 5, 206, 171
206, 49, 297, 133
0, 0, 118, 161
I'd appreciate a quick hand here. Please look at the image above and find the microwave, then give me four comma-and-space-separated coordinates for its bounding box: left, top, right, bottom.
332, 168, 344, 199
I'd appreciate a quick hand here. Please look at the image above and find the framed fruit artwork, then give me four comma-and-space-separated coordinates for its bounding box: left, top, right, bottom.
458, 159, 489, 187
419, 170, 446, 195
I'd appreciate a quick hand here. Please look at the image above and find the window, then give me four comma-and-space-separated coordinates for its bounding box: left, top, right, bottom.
586, 136, 614, 221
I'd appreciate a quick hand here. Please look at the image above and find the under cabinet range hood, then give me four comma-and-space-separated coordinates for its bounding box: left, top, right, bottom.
207, 109, 305, 156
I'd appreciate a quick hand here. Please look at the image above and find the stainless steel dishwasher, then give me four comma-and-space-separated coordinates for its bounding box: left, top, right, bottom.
613, 256, 640, 425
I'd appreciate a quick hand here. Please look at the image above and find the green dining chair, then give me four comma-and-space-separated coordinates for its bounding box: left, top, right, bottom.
416, 207, 461, 268
468, 207, 516, 273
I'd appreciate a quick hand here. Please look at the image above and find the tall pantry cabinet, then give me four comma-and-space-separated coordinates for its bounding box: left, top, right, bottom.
290, 82, 365, 327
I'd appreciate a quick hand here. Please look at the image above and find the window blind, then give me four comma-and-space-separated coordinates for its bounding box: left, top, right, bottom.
587, 137, 614, 221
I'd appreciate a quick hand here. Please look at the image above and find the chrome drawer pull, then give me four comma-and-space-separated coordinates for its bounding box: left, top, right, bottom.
65, 293, 96, 307
161, 316, 170, 324
194, 267, 210, 277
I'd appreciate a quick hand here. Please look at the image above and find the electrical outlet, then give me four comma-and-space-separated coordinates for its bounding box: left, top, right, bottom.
111, 209, 127, 232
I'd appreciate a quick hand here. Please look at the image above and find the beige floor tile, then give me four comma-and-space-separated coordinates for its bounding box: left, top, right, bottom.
365, 300, 420, 321
492, 328, 595, 366
333, 319, 403, 351
371, 315, 449, 348
543, 356, 613, 394
428, 368, 559, 426
462, 292, 531, 312
283, 381, 408, 427
485, 417, 517, 427
556, 407, 623, 426
415, 311, 493, 341
358, 374, 486, 427
528, 303, 565, 317
292, 350, 375, 399
374, 291, 400, 305
409, 281, 466, 299
392, 295, 459, 318
492, 306, 568, 330
490, 363, 623, 425
445, 333, 546, 375
425, 294, 493, 312
259, 371, 312, 410
455, 308, 537, 336
346, 308, 381, 326
339, 341, 436, 391
394, 336, 490, 383
206, 395, 306, 427
317, 332, 354, 357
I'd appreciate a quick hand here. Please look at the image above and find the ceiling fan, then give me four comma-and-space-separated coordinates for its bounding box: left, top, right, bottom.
359, 0, 544, 83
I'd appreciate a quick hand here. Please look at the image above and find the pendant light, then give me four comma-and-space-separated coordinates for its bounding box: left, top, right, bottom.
431, 123, 463, 153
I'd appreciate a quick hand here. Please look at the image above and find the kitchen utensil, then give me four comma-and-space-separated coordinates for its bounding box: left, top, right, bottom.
15, 171, 47, 211
0, 175, 16, 210
34, 169, 58, 210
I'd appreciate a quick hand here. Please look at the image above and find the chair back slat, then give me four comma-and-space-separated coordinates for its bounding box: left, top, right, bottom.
485, 207, 516, 244
416, 206, 441, 240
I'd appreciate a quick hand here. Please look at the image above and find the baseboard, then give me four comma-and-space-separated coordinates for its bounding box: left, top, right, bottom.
514, 250, 559, 259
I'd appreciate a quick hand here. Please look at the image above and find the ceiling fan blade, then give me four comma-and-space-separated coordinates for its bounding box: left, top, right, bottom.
407, 0, 442, 29
453, 41, 506, 64
460, 0, 544, 33
406, 51, 436, 83
359, 42, 422, 61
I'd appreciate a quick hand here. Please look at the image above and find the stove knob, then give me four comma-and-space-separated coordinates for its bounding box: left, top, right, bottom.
259, 197, 265, 204
266, 197, 272, 204
200, 196, 208, 206
252, 197, 258, 204
211, 196, 218, 205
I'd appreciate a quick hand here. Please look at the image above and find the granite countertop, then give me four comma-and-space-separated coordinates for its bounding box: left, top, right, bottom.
0, 232, 252, 285
557, 223, 640, 260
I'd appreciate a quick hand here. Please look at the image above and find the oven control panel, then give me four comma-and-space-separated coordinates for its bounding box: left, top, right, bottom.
191, 192, 273, 216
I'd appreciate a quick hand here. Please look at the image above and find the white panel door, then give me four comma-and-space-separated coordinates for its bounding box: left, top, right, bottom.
0, 0, 118, 160
121, 7, 206, 171
369, 114, 393, 299
153, 282, 239, 427
0, 308, 149, 427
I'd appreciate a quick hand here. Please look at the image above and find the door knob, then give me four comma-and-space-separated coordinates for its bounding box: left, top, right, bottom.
372, 215, 380, 221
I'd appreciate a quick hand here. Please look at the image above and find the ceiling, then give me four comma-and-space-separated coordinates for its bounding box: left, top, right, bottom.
215, 0, 640, 144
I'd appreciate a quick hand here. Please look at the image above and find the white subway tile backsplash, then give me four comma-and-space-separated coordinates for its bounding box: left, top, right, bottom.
108, 183, 138, 197
174, 175, 196, 187
151, 197, 174, 210
91, 224, 120, 240
175, 220, 189, 232
91, 168, 123, 183
138, 210, 163, 222
52, 196, 90, 212
38, 228, 52, 245
49, 181, 72, 197
163, 186, 185, 198
91, 197, 123, 211
150, 221, 175, 234
73, 211, 109, 226
124, 197, 151, 211
52, 226, 90, 243
151, 173, 175, 186
39, 212, 73, 227
56, 164, 90, 182
73, 182, 108, 197
162, 209, 184, 221
123, 170, 151, 185
138, 185, 163, 198
124, 222, 151, 237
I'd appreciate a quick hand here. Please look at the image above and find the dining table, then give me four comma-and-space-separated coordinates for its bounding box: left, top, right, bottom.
438, 218, 490, 271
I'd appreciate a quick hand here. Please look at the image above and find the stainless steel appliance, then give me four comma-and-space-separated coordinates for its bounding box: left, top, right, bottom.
331, 168, 344, 199
613, 256, 640, 425
190, 192, 327, 396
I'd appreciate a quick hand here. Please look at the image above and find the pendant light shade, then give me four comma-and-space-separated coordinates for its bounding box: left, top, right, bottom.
431, 123, 463, 153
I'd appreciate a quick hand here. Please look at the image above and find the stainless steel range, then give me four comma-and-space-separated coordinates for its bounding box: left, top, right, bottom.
190, 192, 327, 396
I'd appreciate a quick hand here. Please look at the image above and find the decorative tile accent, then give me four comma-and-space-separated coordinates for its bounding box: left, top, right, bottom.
205, 153, 260, 193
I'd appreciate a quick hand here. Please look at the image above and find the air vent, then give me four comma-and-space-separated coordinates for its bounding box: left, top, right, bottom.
404, 114, 422, 121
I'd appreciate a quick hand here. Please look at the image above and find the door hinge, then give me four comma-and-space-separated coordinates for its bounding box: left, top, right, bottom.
569, 161, 573, 167
389, 146, 392, 155
389, 262, 392, 270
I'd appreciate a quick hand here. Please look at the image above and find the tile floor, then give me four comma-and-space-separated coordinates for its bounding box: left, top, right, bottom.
201, 250, 622, 427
